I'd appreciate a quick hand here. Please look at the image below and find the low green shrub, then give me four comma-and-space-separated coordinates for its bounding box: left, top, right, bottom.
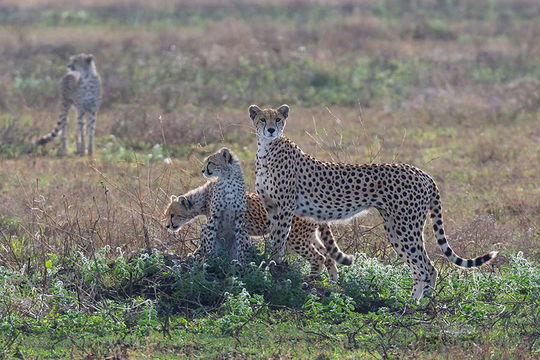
1, 249, 538, 357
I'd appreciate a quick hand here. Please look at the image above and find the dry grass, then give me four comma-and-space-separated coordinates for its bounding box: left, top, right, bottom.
0, 0, 539, 269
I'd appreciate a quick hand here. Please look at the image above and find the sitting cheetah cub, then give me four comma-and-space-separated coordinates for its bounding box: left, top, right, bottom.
194, 147, 253, 264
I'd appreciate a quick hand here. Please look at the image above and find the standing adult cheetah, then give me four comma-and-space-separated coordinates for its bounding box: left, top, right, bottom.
249, 104, 498, 300
36, 54, 101, 156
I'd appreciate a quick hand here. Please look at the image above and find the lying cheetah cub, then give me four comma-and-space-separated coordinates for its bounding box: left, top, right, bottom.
249, 104, 498, 300
36, 54, 101, 156
164, 152, 354, 280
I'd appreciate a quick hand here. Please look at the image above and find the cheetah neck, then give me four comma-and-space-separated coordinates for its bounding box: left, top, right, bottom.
182, 180, 215, 217
256, 136, 280, 160
80, 68, 99, 82
214, 160, 246, 195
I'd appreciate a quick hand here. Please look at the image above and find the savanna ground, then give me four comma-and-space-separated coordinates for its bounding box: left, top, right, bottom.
0, 0, 539, 359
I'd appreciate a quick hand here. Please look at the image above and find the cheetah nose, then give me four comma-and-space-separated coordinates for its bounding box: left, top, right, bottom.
267, 128, 275, 134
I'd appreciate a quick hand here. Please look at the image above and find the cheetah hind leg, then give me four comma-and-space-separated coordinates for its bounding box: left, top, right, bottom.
324, 257, 338, 282
411, 260, 438, 301
286, 222, 325, 281
311, 236, 338, 281
305, 243, 326, 281
57, 115, 68, 157
57, 124, 67, 157
423, 266, 438, 299
381, 210, 436, 301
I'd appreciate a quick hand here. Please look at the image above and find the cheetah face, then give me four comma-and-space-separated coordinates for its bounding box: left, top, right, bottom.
249, 104, 289, 141
164, 195, 195, 232
67, 53, 94, 72
202, 147, 235, 179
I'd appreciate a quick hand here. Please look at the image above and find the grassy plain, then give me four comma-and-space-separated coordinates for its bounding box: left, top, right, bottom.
0, 0, 539, 358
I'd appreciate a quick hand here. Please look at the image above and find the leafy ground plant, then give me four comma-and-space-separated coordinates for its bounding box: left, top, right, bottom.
0, 249, 538, 359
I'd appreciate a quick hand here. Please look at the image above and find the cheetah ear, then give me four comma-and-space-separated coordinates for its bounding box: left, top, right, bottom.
180, 196, 192, 209
86, 54, 94, 64
170, 195, 179, 203
221, 148, 233, 164
277, 104, 289, 119
249, 105, 262, 120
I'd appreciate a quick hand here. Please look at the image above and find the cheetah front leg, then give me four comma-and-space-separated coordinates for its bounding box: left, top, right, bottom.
233, 219, 251, 264
190, 223, 215, 259
268, 208, 294, 263
228, 209, 250, 264
76, 110, 85, 156
87, 111, 96, 156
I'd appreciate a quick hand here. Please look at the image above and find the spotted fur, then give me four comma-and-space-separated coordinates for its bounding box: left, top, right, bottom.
191, 147, 253, 263
164, 156, 354, 281
249, 104, 498, 300
36, 54, 101, 156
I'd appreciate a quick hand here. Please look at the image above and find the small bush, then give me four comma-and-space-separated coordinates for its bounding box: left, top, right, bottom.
12, 76, 57, 107
338, 253, 412, 312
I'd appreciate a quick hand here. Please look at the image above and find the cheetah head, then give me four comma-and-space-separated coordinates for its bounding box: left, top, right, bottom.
248, 104, 289, 141
202, 147, 236, 179
67, 53, 95, 72
164, 195, 196, 232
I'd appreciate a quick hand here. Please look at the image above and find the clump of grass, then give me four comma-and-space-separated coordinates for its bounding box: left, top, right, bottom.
0, 113, 37, 157
1, 248, 539, 357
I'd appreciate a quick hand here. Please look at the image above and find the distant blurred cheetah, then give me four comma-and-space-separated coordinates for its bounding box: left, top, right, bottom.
36, 54, 101, 156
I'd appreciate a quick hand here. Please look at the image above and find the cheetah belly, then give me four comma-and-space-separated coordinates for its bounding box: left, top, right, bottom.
77, 80, 99, 111
295, 192, 370, 223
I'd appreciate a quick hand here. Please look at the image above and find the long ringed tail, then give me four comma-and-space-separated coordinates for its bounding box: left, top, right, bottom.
35, 103, 69, 146
430, 189, 498, 267
317, 224, 354, 266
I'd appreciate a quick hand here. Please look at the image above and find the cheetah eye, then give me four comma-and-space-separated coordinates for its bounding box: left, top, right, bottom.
276, 118, 282, 123
260, 118, 266, 123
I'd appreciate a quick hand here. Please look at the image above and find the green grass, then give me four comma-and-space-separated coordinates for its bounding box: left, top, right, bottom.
1, 250, 538, 358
